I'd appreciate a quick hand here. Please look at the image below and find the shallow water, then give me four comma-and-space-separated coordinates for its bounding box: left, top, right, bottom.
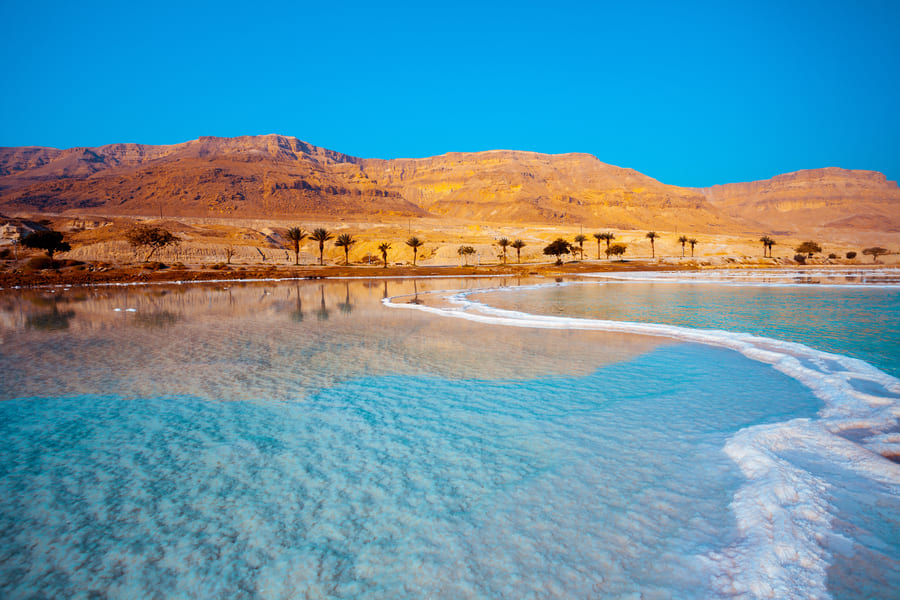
1, 272, 898, 599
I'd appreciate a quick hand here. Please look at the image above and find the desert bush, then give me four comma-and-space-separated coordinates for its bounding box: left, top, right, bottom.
846, 251, 857, 259
828, 253, 837, 259
24, 256, 56, 271
794, 254, 807, 264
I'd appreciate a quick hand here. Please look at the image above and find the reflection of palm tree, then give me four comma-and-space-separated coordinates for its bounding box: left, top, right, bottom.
383, 281, 389, 299
311, 228, 333, 265
316, 285, 330, 321
338, 282, 354, 315
291, 285, 304, 322
408, 280, 423, 304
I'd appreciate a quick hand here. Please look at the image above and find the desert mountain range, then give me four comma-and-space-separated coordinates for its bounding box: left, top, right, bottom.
1, 134, 898, 236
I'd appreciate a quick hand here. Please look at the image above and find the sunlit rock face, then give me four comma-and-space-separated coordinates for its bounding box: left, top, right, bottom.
1, 135, 897, 235
697, 167, 900, 233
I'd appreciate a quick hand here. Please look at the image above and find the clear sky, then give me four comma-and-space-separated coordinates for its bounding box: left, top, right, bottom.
1, 0, 898, 187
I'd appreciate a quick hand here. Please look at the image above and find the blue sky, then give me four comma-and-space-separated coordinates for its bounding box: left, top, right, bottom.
1, 0, 898, 187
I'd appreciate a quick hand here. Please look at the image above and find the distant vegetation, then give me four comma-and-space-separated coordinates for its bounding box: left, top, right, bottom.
511, 239, 526, 264
406, 236, 424, 266
795, 241, 822, 258
646, 231, 659, 258
759, 236, 776, 257
335, 234, 355, 265
594, 232, 614, 259
458, 245, 476, 266
125, 225, 179, 261
608, 243, 627, 260
863, 247, 889, 262
286, 227, 307, 265
543, 238, 572, 264
310, 228, 334, 265
21, 230, 70, 259
846, 251, 857, 259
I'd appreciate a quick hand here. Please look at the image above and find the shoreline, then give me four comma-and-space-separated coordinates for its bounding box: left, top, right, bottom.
2, 257, 882, 289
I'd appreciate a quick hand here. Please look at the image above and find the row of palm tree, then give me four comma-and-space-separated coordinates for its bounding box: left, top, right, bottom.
286, 227, 425, 267
286, 226, 709, 267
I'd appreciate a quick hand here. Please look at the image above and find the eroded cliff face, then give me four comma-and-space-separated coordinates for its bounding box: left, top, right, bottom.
698, 168, 900, 232
1, 135, 897, 235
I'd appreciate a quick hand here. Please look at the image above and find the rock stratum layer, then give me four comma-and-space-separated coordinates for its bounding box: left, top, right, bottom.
1, 135, 898, 235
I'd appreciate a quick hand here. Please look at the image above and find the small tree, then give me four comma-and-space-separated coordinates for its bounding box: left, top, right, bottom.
543, 238, 572, 265
608, 243, 627, 261
378, 242, 391, 268
795, 241, 822, 258
458, 245, 476, 266
310, 228, 333, 265
125, 225, 179, 261
21, 230, 71, 259
286, 227, 307, 265
511, 239, 526, 263
406, 236, 424, 266
678, 235, 688, 258
334, 233, 355, 265
646, 231, 659, 258
863, 247, 889, 263
224, 245, 236, 265
759, 236, 773, 258
496, 237, 510, 264
688, 238, 698, 257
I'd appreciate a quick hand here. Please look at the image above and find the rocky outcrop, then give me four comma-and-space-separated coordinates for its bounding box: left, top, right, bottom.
697, 168, 900, 233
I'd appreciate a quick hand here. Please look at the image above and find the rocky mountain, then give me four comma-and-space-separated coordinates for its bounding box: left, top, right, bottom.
1, 135, 897, 235
697, 168, 900, 233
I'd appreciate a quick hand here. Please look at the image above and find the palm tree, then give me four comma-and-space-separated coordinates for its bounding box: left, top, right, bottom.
646, 231, 659, 258
378, 242, 391, 268
511, 239, 526, 263
767, 238, 776, 258
574, 234, 586, 260
406, 236, 424, 266
759, 236, 773, 258
334, 233, 355, 265
310, 228, 333, 265
285, 227, 307, 265
688, 238, 698, 257
678, 235, 689, 258
594, 232, 615, 259
497, 237, 510, 264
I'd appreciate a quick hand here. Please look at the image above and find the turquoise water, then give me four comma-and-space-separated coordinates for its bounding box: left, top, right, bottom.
474, 270, 900, 377
1, 273, 898, 598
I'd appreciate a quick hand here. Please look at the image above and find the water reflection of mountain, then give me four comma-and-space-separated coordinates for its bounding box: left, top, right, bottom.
0, 278, 667, 400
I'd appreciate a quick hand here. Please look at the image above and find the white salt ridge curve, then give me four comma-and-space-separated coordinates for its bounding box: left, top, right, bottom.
385, 284, 900, 600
